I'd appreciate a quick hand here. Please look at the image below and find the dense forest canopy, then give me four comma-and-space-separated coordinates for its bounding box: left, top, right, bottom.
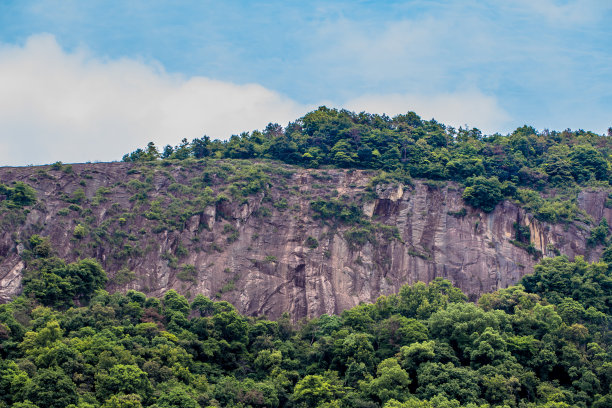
0, 237, 610, 407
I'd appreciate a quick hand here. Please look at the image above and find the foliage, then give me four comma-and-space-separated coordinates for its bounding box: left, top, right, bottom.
520, 255, 611, 313
124, 107, 612, 225
310, 198, 364, 225
0, 182, 37, 208
73, 223, 87, 239
0, 248, 609, 408
21, 253, 107, 308
461, 176, 504, 213
587, 218, 610, 247
112, 267, 137, 285
177, 264, 198, 282
305, 236, 319, 249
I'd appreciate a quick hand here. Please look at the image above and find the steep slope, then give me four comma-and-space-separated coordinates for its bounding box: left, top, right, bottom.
0, 160, 608, 319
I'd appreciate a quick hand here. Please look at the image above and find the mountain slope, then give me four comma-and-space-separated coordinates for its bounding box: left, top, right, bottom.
0, 160, 608, 319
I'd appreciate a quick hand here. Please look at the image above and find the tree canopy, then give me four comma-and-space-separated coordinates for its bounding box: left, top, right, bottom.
124, 107, 612, 215
1, 239, 610, 407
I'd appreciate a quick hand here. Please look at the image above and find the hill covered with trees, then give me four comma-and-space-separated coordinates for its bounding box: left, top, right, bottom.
1, 107, 611, 407
0, 236, 610, 407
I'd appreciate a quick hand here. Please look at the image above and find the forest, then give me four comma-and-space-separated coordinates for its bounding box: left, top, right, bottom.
0, 235, 610, 407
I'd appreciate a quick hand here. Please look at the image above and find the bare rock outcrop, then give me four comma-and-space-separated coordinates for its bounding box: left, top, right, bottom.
0, 162, 607, 320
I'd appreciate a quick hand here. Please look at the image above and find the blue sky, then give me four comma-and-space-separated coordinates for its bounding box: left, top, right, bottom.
0, 0, 611, 165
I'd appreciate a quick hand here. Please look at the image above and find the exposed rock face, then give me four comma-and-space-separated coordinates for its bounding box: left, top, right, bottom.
0, 162, 608, 320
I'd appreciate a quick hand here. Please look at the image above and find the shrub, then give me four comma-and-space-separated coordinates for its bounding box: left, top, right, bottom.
462, 176, 503, 213
177, 264, 198, 282
273, 198, 288, 211
310, 198, 363, 224
587, 218, 609, 247
73, 224, 87, 239
344, 226, 376, 249
223, 223, 240, 243
447, 208, 467, 218
0, 182, 37, 208
67, 188, 86, 204
113, 267, 137, 285
305, 236, 319, 249
50, 161, 63, 170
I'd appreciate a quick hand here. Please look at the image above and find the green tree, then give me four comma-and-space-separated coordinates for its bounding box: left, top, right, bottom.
330, 140, 358, 167
415, 362, 480, 404
521, 255, 611, 313
375, 315, 428, 359
22, 257, 107, 308
587, 217, 609, 247
334, 332, 376, 371
428, 302, 508, 360
0, 182, 37, 207
155, 388, 198, 408
462, 176, 504, 212
101, 394, 143, 408
445, 157, 484, 181
95, 364, 152, 402
191, 135, 211, 158
163, 290, 190, 317
569, 144, 608, 182
24, 368, 78, 408
292, 375, 345, 407
467, 327, 512, 368
362, 358, 411, 403
0, 360, 30, 405
396, 278, 466, 320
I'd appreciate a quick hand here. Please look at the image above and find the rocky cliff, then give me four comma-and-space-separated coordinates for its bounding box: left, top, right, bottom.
0, 161, 608, 320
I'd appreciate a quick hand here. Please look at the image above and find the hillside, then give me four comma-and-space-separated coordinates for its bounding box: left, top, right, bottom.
0, 158, 610, 320
0, 108, 611, 407
3, 107, 612, 319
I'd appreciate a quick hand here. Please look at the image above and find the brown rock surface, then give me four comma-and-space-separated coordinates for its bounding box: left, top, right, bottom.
0, 161, 607, 320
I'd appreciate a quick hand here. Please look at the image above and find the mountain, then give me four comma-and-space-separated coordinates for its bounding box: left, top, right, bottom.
0, 158, 609, 320
1, 109, 611, 408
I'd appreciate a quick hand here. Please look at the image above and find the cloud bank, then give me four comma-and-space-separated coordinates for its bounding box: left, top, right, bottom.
0, 34, 310, 165
0, 34, 510, 166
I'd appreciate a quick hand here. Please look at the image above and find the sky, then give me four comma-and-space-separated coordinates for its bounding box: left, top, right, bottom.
0, 0, 611, 166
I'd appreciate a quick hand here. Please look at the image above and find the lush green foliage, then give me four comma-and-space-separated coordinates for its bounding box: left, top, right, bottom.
520, 255, 611, 314
124, 107, 612, 216
310, 198, 364, 224
0, 182, 37, 233
20, 238, 107, 308
1, 243, 610, 407
0, 182, 37, 208
461, 177, 505, 213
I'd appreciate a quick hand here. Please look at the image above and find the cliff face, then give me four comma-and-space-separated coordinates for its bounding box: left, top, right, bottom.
0, 161, 608, 319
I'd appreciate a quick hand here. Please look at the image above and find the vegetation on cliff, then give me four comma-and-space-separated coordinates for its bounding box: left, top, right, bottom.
0, 107, 610, 407
125, 106, 611, 217
0, 237, 610, 407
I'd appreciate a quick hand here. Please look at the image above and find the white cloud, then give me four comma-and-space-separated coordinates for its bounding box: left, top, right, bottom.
0, 34, 311, 166
344, 91, 510, 134
0, 34, 512, 166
